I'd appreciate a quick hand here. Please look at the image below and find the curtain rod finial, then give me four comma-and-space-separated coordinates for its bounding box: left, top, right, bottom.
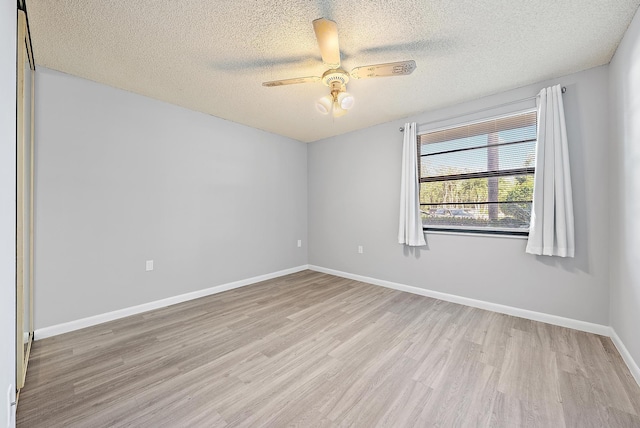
400, 126, 405, 132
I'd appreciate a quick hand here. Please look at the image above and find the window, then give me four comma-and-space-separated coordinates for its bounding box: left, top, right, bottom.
419, 110, 537, 235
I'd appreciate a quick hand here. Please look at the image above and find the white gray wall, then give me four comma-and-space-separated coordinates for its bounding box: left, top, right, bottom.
308, 65, 610, 325
34, 68, 308, 329
609, 8, 640, 368
1, 4, 16, 427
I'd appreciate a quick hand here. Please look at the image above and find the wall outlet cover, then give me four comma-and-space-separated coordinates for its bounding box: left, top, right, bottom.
145, 260, 154, 271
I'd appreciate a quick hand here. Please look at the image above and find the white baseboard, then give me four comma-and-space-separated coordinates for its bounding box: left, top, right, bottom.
610, 327, 640, 387
308, 265, 611, 336
35, 265, 310, 340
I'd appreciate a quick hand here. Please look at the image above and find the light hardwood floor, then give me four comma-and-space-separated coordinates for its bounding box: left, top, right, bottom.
17, 270, 640, 427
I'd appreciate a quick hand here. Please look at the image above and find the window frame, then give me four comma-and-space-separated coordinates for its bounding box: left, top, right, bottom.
417, 108, 537, 237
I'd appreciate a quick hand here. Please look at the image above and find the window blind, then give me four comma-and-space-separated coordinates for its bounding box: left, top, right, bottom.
418, 110, 537, 234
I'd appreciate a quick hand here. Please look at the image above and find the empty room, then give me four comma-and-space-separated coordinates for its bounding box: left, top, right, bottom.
3, 0, 640, 427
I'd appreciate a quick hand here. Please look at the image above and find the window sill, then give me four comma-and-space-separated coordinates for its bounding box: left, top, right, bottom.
424, 228, 529, 240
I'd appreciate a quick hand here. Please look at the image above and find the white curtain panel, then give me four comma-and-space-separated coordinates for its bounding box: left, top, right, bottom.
526, 85, 575, 257
398, 122, 427, 246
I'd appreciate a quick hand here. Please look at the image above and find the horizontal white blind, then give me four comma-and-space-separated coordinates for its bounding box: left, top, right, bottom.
418, 110, 537, 234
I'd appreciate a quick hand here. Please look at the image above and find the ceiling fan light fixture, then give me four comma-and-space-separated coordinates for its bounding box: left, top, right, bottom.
316, 95, 332, 115
332, 102, 348, 117
263, 18, 417, 120
338, 92, 355, 110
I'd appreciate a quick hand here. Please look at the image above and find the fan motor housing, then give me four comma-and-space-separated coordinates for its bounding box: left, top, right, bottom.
321, 68, 350, 87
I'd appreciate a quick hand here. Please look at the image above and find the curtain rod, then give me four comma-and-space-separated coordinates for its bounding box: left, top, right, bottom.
399, 86, 566, 132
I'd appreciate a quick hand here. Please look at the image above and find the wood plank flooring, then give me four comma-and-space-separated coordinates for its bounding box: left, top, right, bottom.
17, 270, 640, 427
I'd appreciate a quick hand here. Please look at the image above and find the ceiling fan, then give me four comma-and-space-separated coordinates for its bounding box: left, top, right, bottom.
262, 18, 417, 117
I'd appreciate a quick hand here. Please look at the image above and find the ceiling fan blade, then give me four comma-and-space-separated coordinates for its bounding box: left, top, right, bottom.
350, 60, 417, 79
262, 76, 321, 87
313, 18, 341, 69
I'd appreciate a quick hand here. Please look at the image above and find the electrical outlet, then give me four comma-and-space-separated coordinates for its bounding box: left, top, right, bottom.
297, 240, 302, 248
358, 246, 364, 254
145, 260, 154, 271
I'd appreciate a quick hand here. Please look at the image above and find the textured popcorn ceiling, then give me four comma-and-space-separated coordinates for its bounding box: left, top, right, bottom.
27, 0, 640, 142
